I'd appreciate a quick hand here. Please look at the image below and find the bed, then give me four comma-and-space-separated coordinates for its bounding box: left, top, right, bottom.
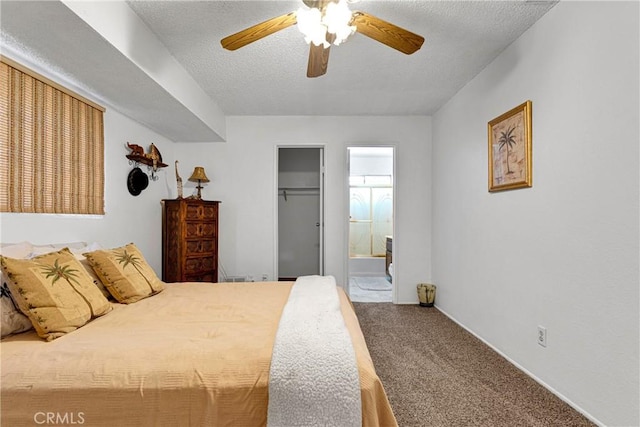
1, 272, 397, 426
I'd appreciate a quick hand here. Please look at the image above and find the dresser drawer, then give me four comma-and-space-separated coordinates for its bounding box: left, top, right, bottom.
186, 239, 215, 255
186, 222, 216, 238
186, 204, 218, 220
185, 256, 215, 274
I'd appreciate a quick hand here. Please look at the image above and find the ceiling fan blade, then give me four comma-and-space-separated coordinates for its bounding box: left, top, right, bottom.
307, 43, 331, 78
351, 11, 424, 55
307, 33, 335, 78
221, 12, 297, 51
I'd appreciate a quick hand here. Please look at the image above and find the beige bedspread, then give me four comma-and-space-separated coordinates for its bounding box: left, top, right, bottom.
0, 282, 397, 427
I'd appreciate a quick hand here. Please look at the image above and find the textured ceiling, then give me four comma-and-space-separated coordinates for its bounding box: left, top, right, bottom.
1, 0, 557, 141
127, 0, 556, 116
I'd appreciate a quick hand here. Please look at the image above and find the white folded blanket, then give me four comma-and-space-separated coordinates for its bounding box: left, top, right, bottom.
267, 275, 362, 427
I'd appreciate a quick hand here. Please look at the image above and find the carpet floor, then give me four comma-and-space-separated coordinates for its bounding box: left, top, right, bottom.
353, 303, 595, 427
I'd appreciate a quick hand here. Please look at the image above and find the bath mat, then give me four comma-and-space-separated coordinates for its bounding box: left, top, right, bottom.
351, 276, 392, 291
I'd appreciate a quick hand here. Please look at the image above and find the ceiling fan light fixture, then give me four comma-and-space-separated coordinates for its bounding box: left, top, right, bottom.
296, 0, 355, 48
324, 0, 356, 44
221, 1, 424, 78
296, 7, 329, 47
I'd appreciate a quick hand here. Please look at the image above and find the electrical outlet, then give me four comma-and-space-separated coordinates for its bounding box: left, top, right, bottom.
262, 274, 268, 281
537, 326, 547, 347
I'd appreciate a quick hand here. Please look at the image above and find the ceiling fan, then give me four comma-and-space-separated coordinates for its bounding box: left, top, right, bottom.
220, 0, 425, 78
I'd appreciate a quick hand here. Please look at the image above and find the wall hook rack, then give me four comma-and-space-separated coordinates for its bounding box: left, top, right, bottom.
126, 142, 167, 181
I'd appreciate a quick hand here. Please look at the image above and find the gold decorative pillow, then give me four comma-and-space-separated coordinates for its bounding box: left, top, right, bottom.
26, 243, 112, 300
83, 243, 164, 304
0, 248, 112, 341
77, 257, 112, 300
71, 243, 112, 300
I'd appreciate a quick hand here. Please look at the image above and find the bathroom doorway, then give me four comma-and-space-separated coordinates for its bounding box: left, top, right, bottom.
347, 146, 394, 302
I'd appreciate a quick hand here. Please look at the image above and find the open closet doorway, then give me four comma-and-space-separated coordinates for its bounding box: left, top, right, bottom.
277, 147, 325, 280
347, 146, 394, 302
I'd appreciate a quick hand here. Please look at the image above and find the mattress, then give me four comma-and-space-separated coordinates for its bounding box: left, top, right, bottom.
0, 281, 397, 426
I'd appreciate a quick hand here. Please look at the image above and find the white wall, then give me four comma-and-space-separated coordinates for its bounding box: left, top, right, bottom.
1, 105, 431, 303
0, 108, 177, 273
431, 2, 639, 426
176, 116, 431, 302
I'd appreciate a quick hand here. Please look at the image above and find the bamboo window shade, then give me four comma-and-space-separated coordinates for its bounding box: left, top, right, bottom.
0, 57, 105, 214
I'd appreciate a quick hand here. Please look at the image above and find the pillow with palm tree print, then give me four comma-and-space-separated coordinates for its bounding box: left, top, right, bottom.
26, 243, 112, 300
0, 248, 112, 341
83, 243, 164, 304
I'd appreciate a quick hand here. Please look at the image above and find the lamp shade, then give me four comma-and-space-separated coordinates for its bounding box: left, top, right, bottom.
188, 167, 210, 183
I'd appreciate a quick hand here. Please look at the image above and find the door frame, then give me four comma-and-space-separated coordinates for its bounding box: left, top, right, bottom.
344, 144, 397, 303
274, 144, 326, 280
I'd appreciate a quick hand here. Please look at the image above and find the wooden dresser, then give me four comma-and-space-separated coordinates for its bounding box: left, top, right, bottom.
162, 199, 220, 283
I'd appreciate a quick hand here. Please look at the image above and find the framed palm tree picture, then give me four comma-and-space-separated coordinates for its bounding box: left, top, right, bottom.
488, 100, 532, 192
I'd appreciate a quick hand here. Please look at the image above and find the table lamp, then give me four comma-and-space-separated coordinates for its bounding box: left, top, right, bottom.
188, 166, 210, 199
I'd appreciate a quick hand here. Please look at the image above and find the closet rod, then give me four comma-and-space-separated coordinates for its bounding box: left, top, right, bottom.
278, 188, 320, 201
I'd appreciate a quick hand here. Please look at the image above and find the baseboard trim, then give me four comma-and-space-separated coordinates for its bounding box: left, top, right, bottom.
434, 304, 604, 427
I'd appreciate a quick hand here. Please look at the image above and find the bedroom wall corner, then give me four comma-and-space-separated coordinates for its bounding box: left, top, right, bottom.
430, 2, 639, 426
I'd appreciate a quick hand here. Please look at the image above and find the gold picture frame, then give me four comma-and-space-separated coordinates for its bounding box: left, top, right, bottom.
488, 100, 532, 192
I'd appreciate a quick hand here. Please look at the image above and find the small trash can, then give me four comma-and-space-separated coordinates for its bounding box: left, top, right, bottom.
417, 283, 436, 307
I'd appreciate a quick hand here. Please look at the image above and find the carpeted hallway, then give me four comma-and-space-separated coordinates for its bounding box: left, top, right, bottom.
353, 303, 595, 427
